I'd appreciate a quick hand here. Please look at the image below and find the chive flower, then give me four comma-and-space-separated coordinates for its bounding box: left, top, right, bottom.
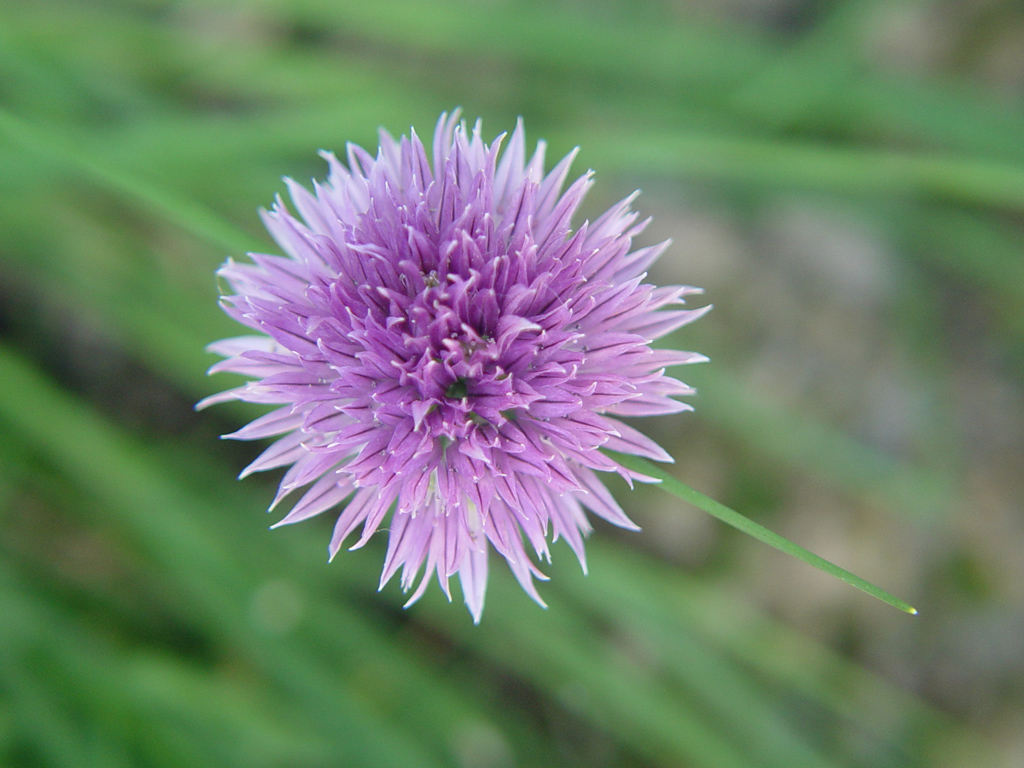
201, 112, 707, 621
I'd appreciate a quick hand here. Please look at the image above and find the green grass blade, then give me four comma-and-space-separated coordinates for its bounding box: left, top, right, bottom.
574, 128, 1024, 210
0, 106, 263, 255
607, 451, 918, 615
584, 539, 999, 766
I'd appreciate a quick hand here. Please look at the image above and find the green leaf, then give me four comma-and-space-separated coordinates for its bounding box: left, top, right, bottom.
0, 106, 263, 255
606, 451, 918, 615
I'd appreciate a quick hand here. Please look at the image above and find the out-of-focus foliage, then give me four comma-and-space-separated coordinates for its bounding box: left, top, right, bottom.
1, 1, 1022, 766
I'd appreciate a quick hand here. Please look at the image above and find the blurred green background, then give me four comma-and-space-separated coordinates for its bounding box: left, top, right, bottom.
2, 0, 1023, 766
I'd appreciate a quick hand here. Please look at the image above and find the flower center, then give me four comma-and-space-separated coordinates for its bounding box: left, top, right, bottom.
445, 377, 469, 400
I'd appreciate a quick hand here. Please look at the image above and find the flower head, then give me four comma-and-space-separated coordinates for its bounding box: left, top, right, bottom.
201, 112, 708, 621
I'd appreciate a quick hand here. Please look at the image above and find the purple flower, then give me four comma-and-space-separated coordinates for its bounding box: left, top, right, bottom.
201, 112, 708, 622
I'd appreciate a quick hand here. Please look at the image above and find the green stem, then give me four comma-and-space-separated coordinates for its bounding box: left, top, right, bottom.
607, 451, 918, 615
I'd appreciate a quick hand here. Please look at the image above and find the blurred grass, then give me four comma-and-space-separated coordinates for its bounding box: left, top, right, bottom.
2, 0, 1023, 766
